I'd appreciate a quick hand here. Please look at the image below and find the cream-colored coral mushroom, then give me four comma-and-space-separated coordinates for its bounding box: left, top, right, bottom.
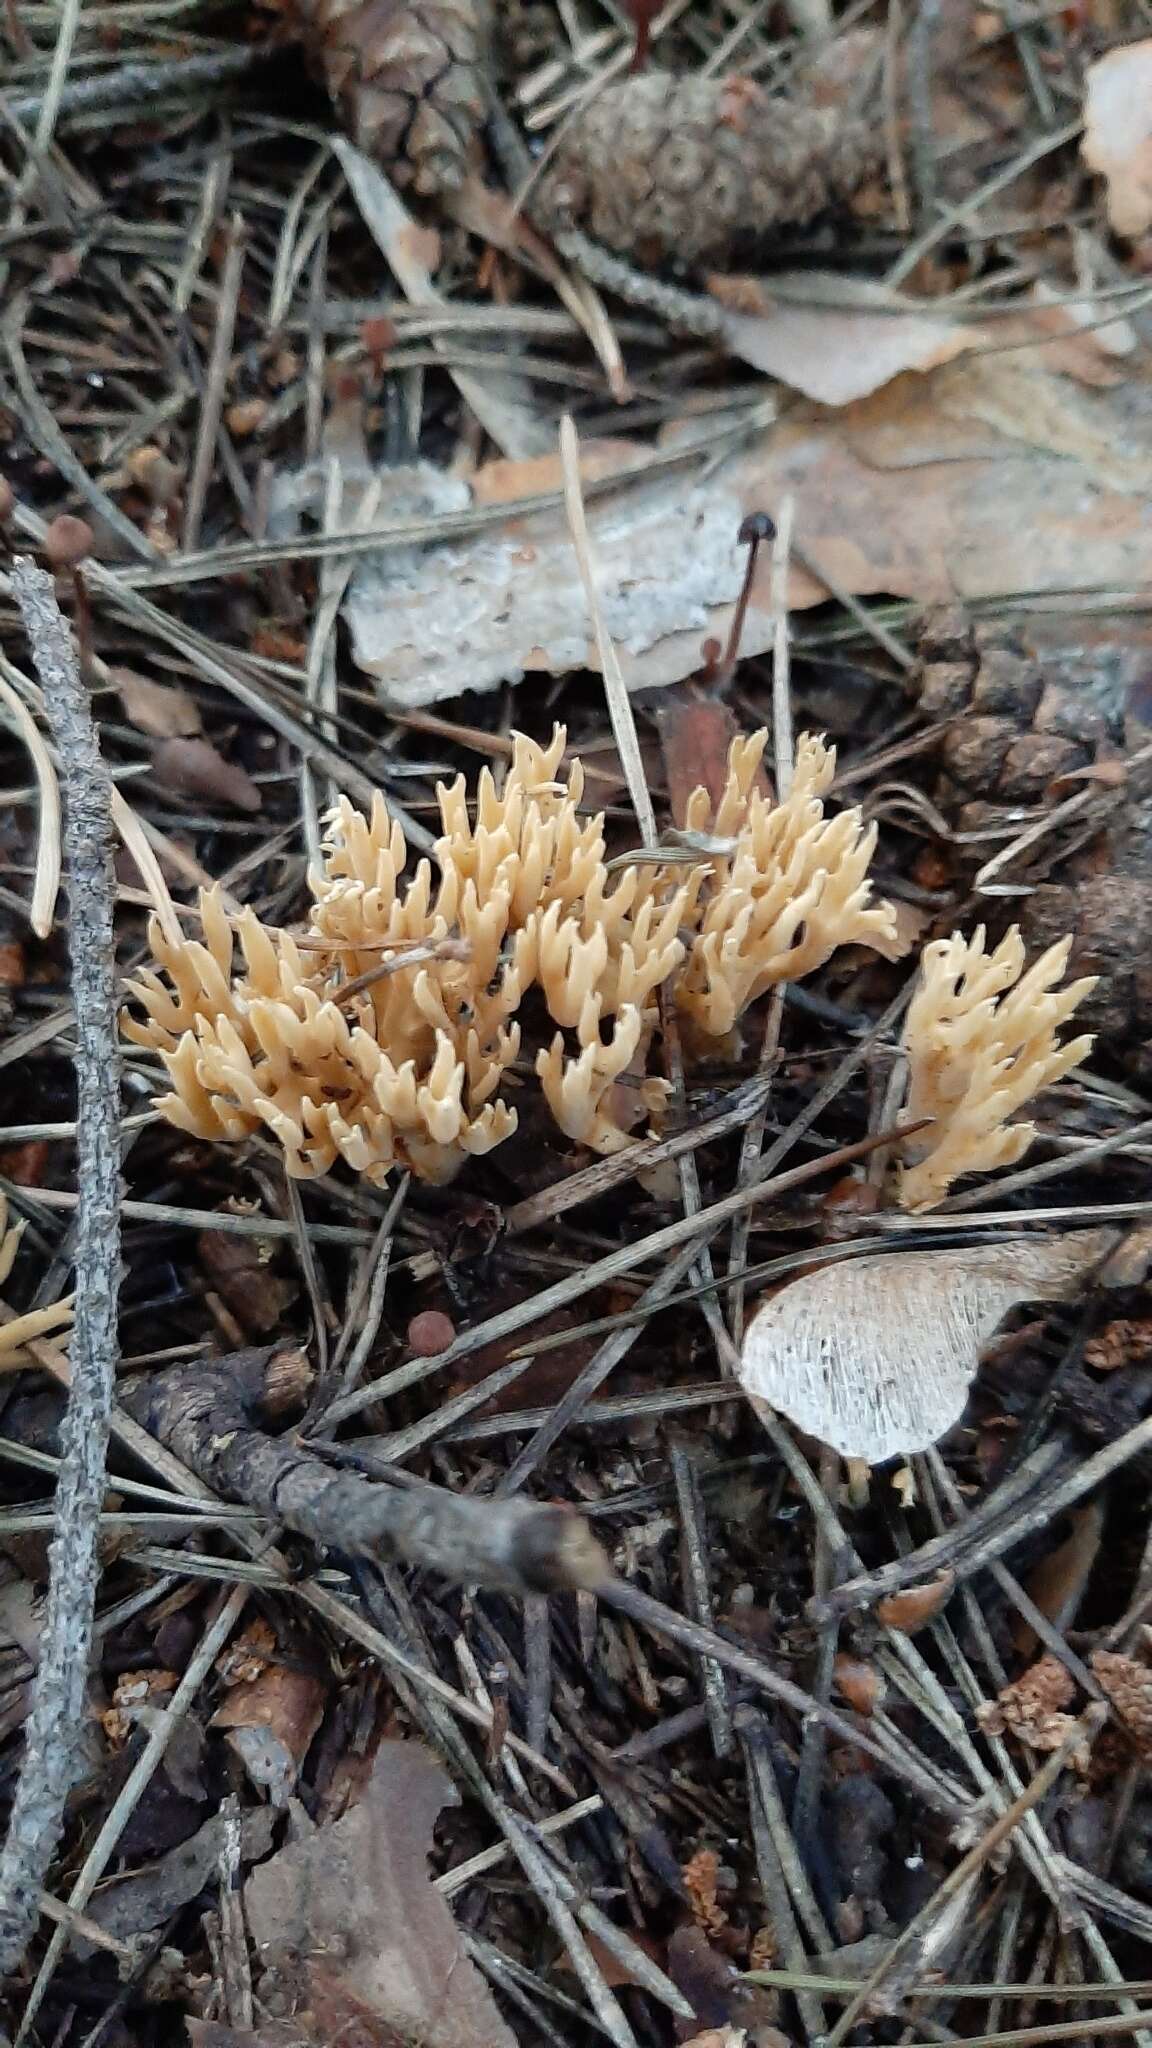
0, 1195, 73, 1367
123, 721, 914, 1185
677, 732, 901, 1038
897, 926, 1096, 1211
537, 997, 668, 1154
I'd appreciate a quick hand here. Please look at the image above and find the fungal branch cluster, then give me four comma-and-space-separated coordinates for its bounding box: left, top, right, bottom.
124, 726, 1095, 1206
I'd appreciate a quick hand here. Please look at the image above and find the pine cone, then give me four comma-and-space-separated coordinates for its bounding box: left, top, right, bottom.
532, 71, 876, 268
291, 0, 491, 195
914, 606, 1114, 805
910, 605, 1152, 1076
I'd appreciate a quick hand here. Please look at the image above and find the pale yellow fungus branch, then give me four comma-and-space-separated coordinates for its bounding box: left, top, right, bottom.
897, 926, 1096, 1211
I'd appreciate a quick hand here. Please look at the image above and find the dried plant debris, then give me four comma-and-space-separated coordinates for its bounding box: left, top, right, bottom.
244, 1739, 516, 2048
124, 726, 896, 1180
738, 1232, 1113, 1464
976, 1654, 1089, 1764
1089, 1651, 1152, 1754
288, 0, 492, 195
533, 71, 877, 268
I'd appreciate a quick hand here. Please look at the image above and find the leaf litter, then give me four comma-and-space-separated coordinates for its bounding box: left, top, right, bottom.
4, 0, 1152, 2043
244, 1741, 517, 2048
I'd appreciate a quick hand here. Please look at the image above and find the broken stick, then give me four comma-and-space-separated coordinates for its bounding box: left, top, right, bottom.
125, 1348, 611, 1597
0, 560, 122, 1974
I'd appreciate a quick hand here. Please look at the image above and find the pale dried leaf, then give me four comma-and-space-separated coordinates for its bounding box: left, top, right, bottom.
113, 666, 202, 739
739, 1232, 1114, 1462
1082, 39, 1152, 238
708, 272, 985, 405
244, 1740, 516, 2048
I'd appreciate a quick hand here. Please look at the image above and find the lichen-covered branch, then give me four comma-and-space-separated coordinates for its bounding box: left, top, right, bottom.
124, 1348, 609, 1595
0, 560, 121, 1973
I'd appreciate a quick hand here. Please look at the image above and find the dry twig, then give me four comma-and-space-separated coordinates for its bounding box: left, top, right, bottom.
0, 560, 121, 1974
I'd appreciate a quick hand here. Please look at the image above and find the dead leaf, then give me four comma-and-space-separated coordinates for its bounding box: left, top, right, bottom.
874, 1572, 955, 1634
343, 353, 1152, 707
1082, 38, 1152, 237
833, 1653, 887, 1713
244, 1739, 516, 2048
214, 1664, 325, 1806
1016, 1500, 1105, 1655
706, 271, 985, 406
555, 1926, 665, 1991
81, 1808, 275, 1952
471, 439, 646, 506
657, 697, 771, 827
151, 736, 262, 813
990, 285, 1138, 391
738, 1232, 1114, 1462
113, 666, 202, 739
666, 1922, 782, 2039
198, 1230, 297, 1336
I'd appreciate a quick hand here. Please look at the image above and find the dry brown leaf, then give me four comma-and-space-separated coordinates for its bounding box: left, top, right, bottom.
244, 1739, 516, 2048
657, 696, 770, 827
214, 1664, 326, 1805
1082, 38, 1152, 238
874, 1572, 955, 1635
1016, 1500, 1104, 1656
344, 354, 1152, 706
151, 736, 262, 814
112, 666, 202, 740
990, 286, 1138, 391
198, 1230, 297, 1336
738, 1232, 1113, 1463
470, 438, 645, 506
707, 271, 985, 406
833, 1653, 887, 1713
